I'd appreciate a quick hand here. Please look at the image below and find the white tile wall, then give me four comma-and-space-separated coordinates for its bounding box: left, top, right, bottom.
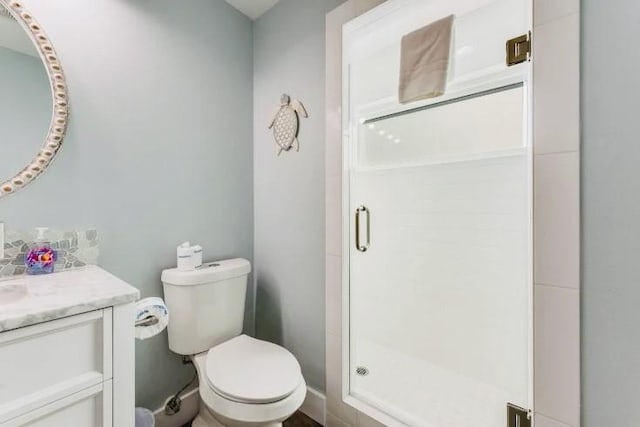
532, 1, 581, 425
325, 255, 342, 336
535, 413, 573, 427
325, 3, 360, 427
325, 0, 348, 261
326, 173, 343, 257
534, 152, 580, 289
534, 285, 581, 426
533, 13, 580, 155
533, 0, 579, 27
326, 331, 357, 425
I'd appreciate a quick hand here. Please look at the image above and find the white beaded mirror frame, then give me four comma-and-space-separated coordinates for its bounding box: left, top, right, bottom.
0, 0, 68, 198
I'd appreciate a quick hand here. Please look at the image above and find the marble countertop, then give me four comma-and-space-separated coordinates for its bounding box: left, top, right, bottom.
0, 266, 140, 332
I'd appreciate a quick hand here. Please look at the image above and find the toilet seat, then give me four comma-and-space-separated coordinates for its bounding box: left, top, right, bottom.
205, 335, 302, 404
192, 345, 307, 426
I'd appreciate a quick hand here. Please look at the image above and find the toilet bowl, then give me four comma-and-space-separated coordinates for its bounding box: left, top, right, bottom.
161, 259, 306, 427
191, 335, 307, 427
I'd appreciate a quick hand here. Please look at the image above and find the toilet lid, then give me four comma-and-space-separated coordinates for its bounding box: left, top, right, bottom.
205, 335, 302, 404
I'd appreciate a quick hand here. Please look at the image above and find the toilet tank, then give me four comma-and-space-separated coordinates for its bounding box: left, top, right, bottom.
162, 258, 251, 355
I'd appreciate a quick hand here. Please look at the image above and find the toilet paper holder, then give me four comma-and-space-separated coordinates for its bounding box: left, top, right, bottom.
135, 315, 160, 328
134, 297, 169, 340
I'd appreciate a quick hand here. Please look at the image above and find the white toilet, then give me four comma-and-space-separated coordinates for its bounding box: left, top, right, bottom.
162, 258, 306, 427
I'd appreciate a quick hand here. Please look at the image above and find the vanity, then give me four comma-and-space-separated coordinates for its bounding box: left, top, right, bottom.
0, 267, 139, 427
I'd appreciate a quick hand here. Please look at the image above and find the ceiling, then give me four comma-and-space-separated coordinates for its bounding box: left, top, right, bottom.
225, 0, 281, 20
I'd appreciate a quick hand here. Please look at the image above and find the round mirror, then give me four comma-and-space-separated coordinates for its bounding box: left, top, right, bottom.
0, 0, 68, 198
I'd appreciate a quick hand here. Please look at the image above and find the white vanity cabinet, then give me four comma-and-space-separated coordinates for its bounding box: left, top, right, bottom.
0, 268, 138, 427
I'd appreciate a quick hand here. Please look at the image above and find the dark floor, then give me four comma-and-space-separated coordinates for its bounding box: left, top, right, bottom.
283, 411, 322, 427
182, 411, 321, 427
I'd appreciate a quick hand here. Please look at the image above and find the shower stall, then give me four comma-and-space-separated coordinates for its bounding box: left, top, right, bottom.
341, 0, 532, 425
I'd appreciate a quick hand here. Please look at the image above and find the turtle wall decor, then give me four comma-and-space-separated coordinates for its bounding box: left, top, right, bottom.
268, 94, 308, 156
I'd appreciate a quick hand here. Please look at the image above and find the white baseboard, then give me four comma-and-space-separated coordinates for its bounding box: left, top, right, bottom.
153, 388, 200, 427
300, 387, 326, 426
153, 385, 326, 427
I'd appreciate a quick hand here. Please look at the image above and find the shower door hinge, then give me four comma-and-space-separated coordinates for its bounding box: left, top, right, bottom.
507, 403, 532, 427
506, 32, 531, 66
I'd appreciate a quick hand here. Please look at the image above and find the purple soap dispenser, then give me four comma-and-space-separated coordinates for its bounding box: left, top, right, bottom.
25, 227, 57, 275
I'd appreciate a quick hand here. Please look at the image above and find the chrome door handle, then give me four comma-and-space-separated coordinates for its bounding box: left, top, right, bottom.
355, 205, 370, 252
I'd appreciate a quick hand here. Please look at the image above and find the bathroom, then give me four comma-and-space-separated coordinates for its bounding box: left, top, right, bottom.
0, 0, 633, 426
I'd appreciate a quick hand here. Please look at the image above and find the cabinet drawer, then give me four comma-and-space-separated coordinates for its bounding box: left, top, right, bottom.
0, 310, 112, 423
2, 380, 112, 427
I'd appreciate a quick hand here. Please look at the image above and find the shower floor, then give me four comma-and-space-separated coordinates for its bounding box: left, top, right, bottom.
351, 339, 520, 427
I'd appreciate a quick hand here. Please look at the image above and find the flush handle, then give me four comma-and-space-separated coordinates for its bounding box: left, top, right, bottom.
355, 206, 370, 252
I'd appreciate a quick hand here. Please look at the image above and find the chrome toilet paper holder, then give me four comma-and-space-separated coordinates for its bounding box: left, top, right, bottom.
135, 315, 160, 328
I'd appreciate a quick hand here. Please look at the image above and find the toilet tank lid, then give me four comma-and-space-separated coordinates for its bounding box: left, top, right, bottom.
161, 258, 251, 286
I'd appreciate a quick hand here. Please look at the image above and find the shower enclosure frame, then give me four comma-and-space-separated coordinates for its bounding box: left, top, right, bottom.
327, 0, 581, 426
341, 1, 535, 424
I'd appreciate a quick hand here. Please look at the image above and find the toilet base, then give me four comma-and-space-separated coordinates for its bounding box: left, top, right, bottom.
193, 415, 282, 427
192, 402, 224, 427
192, 395, 283, 427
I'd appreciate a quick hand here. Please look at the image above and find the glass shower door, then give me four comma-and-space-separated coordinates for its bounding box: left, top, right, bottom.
348, 85, 531, 426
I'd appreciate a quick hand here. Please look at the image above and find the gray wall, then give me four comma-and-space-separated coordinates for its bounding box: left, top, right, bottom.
253, 0, 344, 393
582, 0, 640, 425
0, 0, 254, 410
0, 47, 50, 178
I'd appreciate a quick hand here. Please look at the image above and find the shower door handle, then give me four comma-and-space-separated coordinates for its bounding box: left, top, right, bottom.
355, 205, 370, 252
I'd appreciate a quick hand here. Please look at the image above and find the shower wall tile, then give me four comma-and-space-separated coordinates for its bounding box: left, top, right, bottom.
534, 152, 580, 289
533, 13, 580, 155
325, 0, 345, 259
326, 173, 343, 257
533, 2, 580, 423
533, 0, 579, 26
325, 0, 350, 420
535, 413, 573, 427
325, 6, 343, 181
534, 284, 580, 427
326, 331, 357, 425
326, 2, 353, 423
326, 1, 356, 424
325, 124, 343, 179
326, 255, 342, 336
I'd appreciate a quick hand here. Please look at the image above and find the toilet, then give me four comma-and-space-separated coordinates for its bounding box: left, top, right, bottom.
162, 258, 306, 427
